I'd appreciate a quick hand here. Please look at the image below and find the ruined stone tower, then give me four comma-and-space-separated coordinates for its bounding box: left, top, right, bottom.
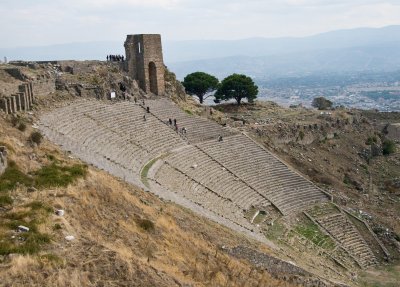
124, 34, 165, 96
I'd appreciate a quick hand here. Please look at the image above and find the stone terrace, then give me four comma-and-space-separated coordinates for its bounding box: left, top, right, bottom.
197, 134, 330, 215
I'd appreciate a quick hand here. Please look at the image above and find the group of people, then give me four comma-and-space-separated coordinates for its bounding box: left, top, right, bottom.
133, 98, 188, 135
168, 118, 187, 135
107, 55, 124, 62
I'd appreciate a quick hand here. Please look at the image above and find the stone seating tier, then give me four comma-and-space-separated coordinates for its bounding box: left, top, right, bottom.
155, 163, 255, 230
163, 145, 270, 210
197, 134, 329, 215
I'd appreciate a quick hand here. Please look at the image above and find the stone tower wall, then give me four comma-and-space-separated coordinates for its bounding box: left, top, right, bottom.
124, 34, 165, 96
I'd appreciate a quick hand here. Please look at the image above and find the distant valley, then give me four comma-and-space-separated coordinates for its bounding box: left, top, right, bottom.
2, 25, 400, 111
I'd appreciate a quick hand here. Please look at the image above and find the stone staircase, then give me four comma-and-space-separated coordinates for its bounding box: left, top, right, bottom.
311, 205, 377, 268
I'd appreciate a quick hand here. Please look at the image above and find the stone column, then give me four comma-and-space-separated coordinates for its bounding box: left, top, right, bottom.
29, 82, 34, 104
6, 97, 13, 113
5, 98, 11, 113
20, 93, 26, 111
19, 84, 28, 111
0, 98, 8, 114
11, 95, 17, 113
16, 93, 24, 111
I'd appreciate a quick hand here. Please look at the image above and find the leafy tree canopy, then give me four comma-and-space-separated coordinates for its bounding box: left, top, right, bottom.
182, 72, 219, 104
312, 97, 333, 110
215, 74, 258, 106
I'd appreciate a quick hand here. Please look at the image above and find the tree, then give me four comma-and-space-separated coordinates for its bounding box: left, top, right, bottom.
182, 72, 219, 104
215, 74, 258, 106
382, 139, 396, 155
312, 97, 333, 110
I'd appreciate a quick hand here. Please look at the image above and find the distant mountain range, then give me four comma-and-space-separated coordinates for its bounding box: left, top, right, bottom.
168, 42, 400, 79
1, 25, 400, 80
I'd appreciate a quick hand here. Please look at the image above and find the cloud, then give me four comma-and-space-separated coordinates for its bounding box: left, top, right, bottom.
0, 0, 400, 47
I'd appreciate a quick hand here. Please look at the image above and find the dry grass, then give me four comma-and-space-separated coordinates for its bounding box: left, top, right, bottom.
0, 168, 291, 286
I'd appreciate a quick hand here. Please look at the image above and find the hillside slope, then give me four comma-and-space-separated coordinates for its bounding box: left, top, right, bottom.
0, 104, 332, 286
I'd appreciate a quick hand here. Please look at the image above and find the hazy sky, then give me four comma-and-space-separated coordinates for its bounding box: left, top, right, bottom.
1, 0, 400, 48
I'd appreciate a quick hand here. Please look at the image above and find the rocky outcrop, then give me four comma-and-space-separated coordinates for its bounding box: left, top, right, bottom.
164, 68, 186, 101
386, 123, 400, 142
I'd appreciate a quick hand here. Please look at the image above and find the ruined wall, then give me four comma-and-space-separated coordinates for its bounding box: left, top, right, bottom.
0, 82, 34, 114
124, 34, 165, 96
0, 146, 7, 175
32, 78, 56, 97
0, 63, 57, 114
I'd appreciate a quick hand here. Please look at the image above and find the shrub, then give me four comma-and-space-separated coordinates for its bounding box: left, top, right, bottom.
382, 140, 396, 155
53, 223, 62, 230
343, 174, 352, 185
29, 131, 43, 146
365, 136, 377, 145
299, 130, 305, 140
137, 218, 154, 232
17, 122, 27, 132
47, 154, 56, 161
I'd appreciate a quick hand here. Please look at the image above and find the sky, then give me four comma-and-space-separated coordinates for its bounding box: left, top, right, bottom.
1, 0, 400, 48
